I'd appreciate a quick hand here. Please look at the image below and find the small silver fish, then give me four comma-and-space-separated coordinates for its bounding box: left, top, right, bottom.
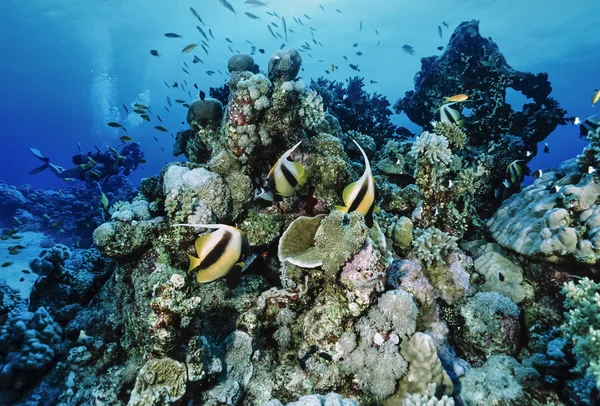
219, 0, 236, 15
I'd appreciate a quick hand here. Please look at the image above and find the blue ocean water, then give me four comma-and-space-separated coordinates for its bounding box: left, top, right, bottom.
0, 0, 597, 188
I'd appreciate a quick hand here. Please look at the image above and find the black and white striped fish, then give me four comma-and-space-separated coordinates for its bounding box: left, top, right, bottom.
172, 224, 253, 285
335, 140, 377, 227
574, 113, 600, 137
436, 102, 463, 126
505, 160, 524, 187
266, 141, 307, 198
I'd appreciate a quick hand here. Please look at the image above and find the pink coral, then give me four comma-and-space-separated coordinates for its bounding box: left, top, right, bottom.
227, 96, 250, 126
340, 240, 386, 308
396, 258, 438, 306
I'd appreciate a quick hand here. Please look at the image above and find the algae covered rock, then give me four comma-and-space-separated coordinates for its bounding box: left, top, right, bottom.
228, 53, 256, 73
459, 354, 541, 406
314, 211, 368, 279
241, 209, 283, 247
268, 49, 302, 84
187, 98, 224, 127
473, 250, 530, 304
93, 220, 154, 259
308, 134, 352, 201
128, 358, 187, 406
456, 292, 521, 363
163, 165, 232, 222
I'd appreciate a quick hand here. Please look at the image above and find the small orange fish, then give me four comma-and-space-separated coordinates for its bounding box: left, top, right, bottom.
445, 93, 469, 103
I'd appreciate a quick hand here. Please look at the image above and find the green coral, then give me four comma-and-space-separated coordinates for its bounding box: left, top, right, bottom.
375, 140, 410, 176
301, 287, 350, 347
128, 358, 187, 406
457, 292, 521, 362
433, 121, 467, 151
308, 134, 352, 202
386, 333, 453, 403
93, 221, 154, 259
378, 183, 421, 214
224, 171, 254, 218
314, 211, 368, 280
241, 209, 284, 247
412, 227, 458, 268
379, 214, 414, 254
278, 214, 326, 268
562, 277, 600, 388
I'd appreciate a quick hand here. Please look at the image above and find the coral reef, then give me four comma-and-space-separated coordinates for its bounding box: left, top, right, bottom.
412, 228, 458, 268
459, 355, 541, 405
394, 20, 566, 220
4, 37, 585, 406
395, 19, 566, 152
1, 175, 136, 248
0, 307, 62, 396
310, 76, 399, 143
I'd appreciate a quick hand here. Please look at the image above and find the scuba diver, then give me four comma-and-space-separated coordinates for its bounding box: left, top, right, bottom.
29, 142, 144, 183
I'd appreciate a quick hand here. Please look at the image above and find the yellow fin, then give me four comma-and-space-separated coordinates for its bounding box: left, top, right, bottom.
187, 253, 202, 273
373, 205, 381, 214
196, 268, 229, 283
334, 205, 348, 213
342, 181, 358, 206
194, 233, 213, 262
293, 162, 307, 185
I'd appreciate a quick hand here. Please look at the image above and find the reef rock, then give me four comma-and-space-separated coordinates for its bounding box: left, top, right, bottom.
460, 354, 541, 406
228, 53, 256, 73
394, 20, 566, 147
455, 292, 521, 363
268, 49, 302, 84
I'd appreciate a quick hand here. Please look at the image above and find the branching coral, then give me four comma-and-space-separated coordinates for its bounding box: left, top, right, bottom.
410, 132, 452, 166
562, 277, 600, 388
339, 289, 418, 400
577, 126, 600, 169
432, 121, 467, 151
309, 76, 398, 143
412, 228, 458, 268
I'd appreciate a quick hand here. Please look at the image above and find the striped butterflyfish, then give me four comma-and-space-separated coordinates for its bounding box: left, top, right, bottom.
172, 223, 251, 284
574, 113, 600, 137
267, 141, 307, 197
436, 102, 464, 126
335, 139, 376, 227
505, 160, 524, 187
